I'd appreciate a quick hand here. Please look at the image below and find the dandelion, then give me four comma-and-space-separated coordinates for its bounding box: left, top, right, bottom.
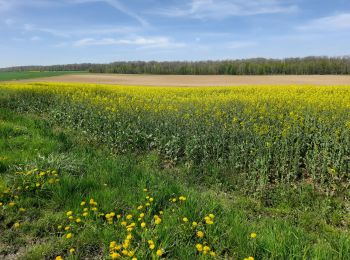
82, 212, 88, 217
141, 222, 146, 228
55, 256, 63, 260
179, 196, 187, 201
197, 231, 204, 238
182, 217, 188, 222
192, 221, 198, 227
64, 226, 70, 231
19, 207, 26, 212
65, 233, 73, 239
126, 214, 133, 220
13, 222, 20, 228
69, 248, 75, 253
250, 232, 257, 239
143, 188, 148, 192
80, 201, 86, 206
196, 244, 203, 252
66, 211, 73, 216
76, 218, 82, 223
110, 252, 120, 259
210, 251, 216, 256
156, 249, 164, 256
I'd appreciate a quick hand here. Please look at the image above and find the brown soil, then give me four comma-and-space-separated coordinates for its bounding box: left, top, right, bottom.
19, 74, 350, 86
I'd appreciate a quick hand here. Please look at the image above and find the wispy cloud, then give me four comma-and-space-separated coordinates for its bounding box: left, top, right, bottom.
298, 13, 350, 31
70, 0, 148, 26
23, 23, 139, 38
1, 0, 148, 26
73, 37, 185, 48
153, 0, 298, 19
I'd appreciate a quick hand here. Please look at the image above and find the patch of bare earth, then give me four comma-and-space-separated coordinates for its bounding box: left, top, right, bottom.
19, 74, 350, 86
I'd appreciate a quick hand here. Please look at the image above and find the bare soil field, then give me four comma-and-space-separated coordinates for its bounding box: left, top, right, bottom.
19, 74, 350, 86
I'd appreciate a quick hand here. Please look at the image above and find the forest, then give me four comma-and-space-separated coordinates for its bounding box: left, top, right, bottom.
2, 56, 350, 75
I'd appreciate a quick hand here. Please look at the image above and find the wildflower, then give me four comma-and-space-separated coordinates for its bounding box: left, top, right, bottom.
91, 207, 98, 211
192, 221, 198, 227
82, 212, 88, 217
83, 208, 88, 212
197, 231, 204, 238
55, 256, 63, 260
122, 249, 128, 255
179, 196, 187, 201
250, 232, 257, 239
65, 233, 73, 239
66, 211, 73, 216
76, 218, 82, 223
121, 221, 127, 226
203, 246, 211, 253
57, 225, 62, 229
80, 201, 86, 206
143, 188, 148, 192
110, 252, 120, 259
126, 233, 133, 240
155, 218, 162, 225
141, 222, 146, 228
19, 208, 26, 212
139, 213, 145, 218
128, 251, 135, 257
137, 205, 143, 210
69, 248, 75, 253
159, 211, 164, 215
13, 222, 20, 228
110, 241, 116, 248
9, 202, 15, 207
126, 214, 133, 220
196, 244, 203, 252
210, 251, 216, 256
171, 198, 177, 203
182, 217, 188, 222
0, 202, 3, 206
149, 197, 154, 202
64, 226, 70, 231
156, 249, 164, 256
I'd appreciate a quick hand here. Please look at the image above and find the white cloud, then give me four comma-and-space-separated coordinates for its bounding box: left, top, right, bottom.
4, 18, 15, 25
153, 0, 297, 19
73, 37, 185, 48
23, 23, 139, 38
30, 36, 42, 41
298, 13, 350, 31
69, 0, 148, 26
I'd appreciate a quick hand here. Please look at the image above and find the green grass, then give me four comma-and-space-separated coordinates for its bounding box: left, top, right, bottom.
0, 71, 87, 81
0, 108, 349, 259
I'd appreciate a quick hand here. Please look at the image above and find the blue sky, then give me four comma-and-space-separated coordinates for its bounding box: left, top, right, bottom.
1, 0, 350, 67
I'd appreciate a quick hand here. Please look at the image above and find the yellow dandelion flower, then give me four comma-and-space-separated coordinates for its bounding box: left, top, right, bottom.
55, 256, 63, 260
196, 244, 203, 252
182, 217, 188, 222
69, 248, 75, 253
80, 201, 86, 206
66, 211, 73, 216
13, 222, 20, 228
141, 222, 146, 228
65, 233, 73, 239
197, 231, 204, 238
250, 232, 257, 239
156, 249, 164, 256
192, 221, 198, 227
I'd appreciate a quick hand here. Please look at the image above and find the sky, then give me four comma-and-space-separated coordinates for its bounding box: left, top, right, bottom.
1, 0, 350, 67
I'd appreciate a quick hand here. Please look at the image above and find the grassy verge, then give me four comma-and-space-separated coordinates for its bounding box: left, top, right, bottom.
0, 108, 349, 259
0, 71, 87, 81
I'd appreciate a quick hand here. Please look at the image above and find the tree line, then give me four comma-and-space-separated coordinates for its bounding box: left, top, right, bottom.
2, 56, 350, 75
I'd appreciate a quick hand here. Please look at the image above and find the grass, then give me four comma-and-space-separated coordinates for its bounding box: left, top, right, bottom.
0, 107, 349, 259
0, 71, 87, 81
